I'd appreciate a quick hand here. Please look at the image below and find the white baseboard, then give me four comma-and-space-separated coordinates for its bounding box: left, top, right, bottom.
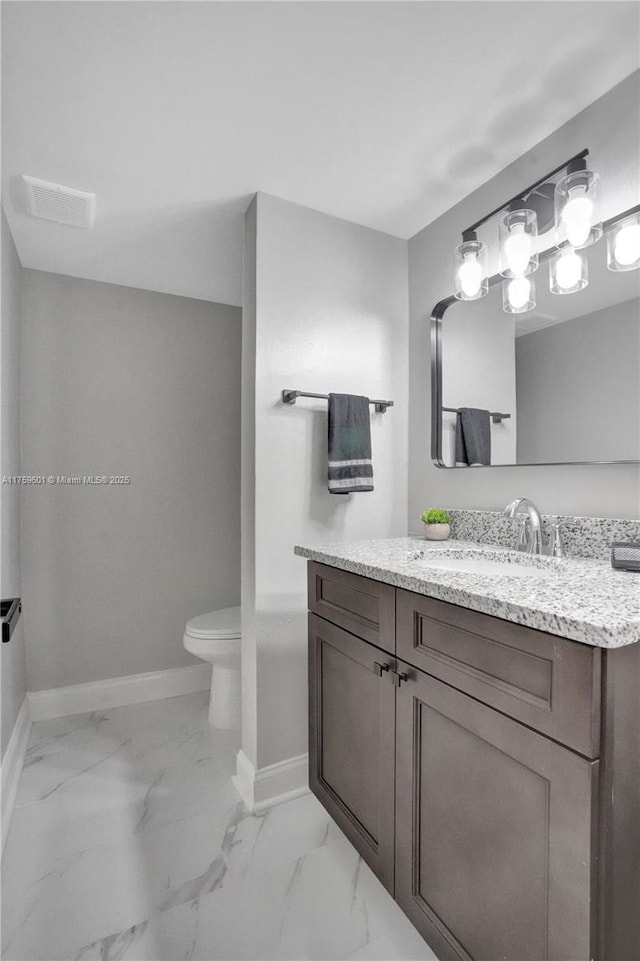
28, 663, 212, 721
1, 696, 32, 853
232, 748, 309, 813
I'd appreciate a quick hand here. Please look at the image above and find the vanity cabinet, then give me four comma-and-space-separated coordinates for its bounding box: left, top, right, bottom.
307, 561, 640, 961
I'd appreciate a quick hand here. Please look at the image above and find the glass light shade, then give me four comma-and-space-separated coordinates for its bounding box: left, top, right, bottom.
499, 208, 538, 278
606, 213, 640, 271
554, 169, 602, 249
549, 248, 588, 295
502, 275, 536, 314
454, 239, 489, 300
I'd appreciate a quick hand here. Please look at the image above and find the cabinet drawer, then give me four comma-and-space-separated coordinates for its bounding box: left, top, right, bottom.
397, 590, 601, 758
308, 562, 395, 654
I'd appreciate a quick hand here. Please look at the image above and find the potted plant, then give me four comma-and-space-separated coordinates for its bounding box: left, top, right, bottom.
421, 508, 451, 541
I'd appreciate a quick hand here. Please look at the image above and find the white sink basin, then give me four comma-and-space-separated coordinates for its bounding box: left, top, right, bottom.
408, 548, 561, 579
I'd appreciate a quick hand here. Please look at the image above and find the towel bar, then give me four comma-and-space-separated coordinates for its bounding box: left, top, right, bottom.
282, 389, 394, 414
442, 406, 510, 425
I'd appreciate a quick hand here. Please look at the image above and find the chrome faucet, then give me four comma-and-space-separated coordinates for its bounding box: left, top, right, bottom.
503, 498, 544, 555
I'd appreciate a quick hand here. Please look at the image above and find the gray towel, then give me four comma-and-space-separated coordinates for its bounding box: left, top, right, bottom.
328, 393, 373, 493
455, 408, 491, 466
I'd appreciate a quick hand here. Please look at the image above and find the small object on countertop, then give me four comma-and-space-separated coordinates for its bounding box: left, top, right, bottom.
455, 407, 491, 466
327, 393, 373, 494
611, 542, 640, 572
548, 523, 567, 557
421, 508, 451, 540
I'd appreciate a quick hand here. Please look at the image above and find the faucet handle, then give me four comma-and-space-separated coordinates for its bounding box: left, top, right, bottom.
548, 523, 567, 557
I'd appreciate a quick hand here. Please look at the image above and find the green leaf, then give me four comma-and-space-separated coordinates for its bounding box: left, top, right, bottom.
421, 508, 451, 525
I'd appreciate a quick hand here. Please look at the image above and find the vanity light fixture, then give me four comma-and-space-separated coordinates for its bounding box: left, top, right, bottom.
499, 205, 538, 278
454, 148, 591, 312
453, 149, 638, 314
606, 207, 640, 271
549, 247, 588, 295
554, 157, 602, 249
503, 274, 536, 314
454, 230, 489, 301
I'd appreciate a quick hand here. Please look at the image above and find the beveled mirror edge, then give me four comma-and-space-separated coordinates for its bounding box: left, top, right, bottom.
430, 203, 640, 470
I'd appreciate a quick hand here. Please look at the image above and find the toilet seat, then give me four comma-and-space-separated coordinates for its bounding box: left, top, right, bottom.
184, 606, 241, 640
183, 606, 241, 663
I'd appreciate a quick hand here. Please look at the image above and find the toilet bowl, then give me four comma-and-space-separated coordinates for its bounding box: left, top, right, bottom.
183, 606, 241, 729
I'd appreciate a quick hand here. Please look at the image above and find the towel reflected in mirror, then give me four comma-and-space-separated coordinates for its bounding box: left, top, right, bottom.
455, 407, 491, 466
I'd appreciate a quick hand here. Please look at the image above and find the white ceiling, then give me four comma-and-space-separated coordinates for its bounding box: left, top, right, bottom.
3, 1, 639, 307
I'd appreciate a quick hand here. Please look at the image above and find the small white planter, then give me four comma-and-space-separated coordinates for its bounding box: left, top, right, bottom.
423, 522, 450, 541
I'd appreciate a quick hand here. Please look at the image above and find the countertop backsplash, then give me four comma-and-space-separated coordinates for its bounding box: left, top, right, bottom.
440, 509, 640, 561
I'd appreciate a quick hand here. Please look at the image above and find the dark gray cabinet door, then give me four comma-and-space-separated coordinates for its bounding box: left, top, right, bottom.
395, 663, 599, 961
308, 613, 396, 893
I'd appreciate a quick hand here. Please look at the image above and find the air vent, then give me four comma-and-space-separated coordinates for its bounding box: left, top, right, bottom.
22, 176, 95, 229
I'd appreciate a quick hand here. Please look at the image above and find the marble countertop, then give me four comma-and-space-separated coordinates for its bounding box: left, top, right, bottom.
294, 536, 640, 649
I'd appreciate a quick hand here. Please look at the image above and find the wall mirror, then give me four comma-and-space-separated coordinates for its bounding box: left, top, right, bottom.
431, 205, 640, 468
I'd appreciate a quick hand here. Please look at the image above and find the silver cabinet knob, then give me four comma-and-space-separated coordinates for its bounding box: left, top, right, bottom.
373, 661, 390, 677
390, 670, 408, 688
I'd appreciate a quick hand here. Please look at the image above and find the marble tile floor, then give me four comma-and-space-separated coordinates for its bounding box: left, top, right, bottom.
1, 692, 438, 961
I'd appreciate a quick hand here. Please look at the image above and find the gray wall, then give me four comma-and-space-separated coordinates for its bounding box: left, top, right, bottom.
242, 193, 409, 771
408, 72, 640, 525
21, 271, 241, 691
516, 298, 640, 463
1, 211, 27, 756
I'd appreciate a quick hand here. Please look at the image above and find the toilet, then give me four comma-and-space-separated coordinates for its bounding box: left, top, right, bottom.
183, 606, 241, 729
